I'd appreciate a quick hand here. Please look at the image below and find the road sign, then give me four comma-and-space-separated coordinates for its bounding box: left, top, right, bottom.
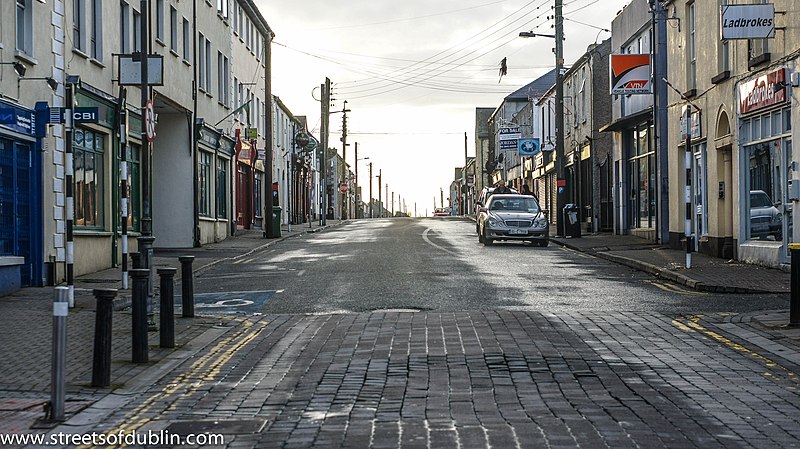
339, 183, 348, 193
145, 99, 156, 142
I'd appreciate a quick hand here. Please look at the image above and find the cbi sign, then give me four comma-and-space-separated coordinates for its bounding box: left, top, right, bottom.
721, 4, 775, 40
54, 107, 100, 124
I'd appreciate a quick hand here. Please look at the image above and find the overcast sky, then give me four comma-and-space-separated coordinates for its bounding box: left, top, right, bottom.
255, 0, 632, 215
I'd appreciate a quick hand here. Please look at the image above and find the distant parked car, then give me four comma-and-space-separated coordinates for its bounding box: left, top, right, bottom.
750, 190, 781, 240
393, 211, 409, 217
477, 194, 549, 247
433, 207, 450, 217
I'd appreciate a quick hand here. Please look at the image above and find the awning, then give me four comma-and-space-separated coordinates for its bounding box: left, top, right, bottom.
598, 107, 652, 133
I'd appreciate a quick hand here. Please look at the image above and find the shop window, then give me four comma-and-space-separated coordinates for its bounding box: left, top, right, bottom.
73, 129, 105, 228
217, 158, 227, 218
254, 174, 263, 218
199, 151, 212, 216
122, 143, 140, 231
746, 142, 783, 242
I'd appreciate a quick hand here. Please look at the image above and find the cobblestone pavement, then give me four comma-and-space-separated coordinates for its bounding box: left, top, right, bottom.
51, 310, 800, 448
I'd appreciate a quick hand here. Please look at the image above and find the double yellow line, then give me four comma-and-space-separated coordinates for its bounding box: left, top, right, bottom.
82, 318, 266, 448
672, 314, 798, 384
646, 279, 707, 296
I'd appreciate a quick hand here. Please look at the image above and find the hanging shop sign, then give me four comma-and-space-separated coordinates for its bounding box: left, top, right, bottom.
721, 4, 775, 40
738, 68, 786, 115
118, 54, 165, 85
499, 126, 521, 150
518, 138, 541, 156
609, 54, 651, 95
0, 103, 35, 136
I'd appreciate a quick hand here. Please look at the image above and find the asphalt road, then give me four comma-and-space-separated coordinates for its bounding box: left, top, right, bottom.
194, 217, 788, 315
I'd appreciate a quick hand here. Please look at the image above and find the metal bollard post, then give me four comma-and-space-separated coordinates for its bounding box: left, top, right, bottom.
178, 256, 195, 318
158, 267, 177, 348
130, 269, 149, 363
137, 236, 156, 330
130, 251, 142, 269
91, 288, 117, 387
50, 286, 69, 422
790, 243, 800, 326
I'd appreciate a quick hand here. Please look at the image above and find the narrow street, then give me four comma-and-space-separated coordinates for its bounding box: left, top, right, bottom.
54, 219, 799, 448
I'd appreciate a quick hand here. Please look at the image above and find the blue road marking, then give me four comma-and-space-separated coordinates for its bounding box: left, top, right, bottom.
174, 290, 275, 315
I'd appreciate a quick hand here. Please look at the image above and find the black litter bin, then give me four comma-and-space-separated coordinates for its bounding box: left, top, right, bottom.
272, 206, 282, 237
563, 203, 581, 238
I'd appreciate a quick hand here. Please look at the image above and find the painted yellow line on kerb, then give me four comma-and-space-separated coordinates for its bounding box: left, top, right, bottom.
80, 318, 266, 449
672, 315, 798, 384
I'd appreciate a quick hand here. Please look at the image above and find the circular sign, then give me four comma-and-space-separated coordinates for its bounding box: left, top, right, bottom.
145, 99, 156, 142
295, 132, 310, 148
339, 183, 348, 193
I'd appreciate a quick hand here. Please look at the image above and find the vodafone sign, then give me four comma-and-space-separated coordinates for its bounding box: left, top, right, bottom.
738, 68, 787, 115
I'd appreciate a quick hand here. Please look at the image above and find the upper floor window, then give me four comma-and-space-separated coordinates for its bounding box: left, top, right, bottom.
16, 0, 33, 56
198, 33, 206, 90
170, 6, 178, 53
120, 1, 130, 53
132, 9, 141, 52
74, 0, 85, 52
580, 67, 586, 123
687, 2, 696, 90
182, 17, 191, 62
155, 0, 164, 42
90, 0, 102, 60
216, 0, 228, 18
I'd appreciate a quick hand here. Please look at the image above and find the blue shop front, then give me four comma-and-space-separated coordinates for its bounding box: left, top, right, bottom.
0, 98, 42, 293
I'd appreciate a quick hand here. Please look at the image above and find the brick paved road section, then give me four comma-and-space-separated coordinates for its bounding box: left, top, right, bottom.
75, 311, 800, 448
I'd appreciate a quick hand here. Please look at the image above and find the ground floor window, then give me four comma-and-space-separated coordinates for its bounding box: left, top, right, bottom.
73, 128, 105, 228
741, 107, 792, 244
217, 157, 227, 218
199, 151, 212, 216
693, 142, 708, 241
123, 143, 141, 231
626, 123, 655, 229
254, 172, 262, 218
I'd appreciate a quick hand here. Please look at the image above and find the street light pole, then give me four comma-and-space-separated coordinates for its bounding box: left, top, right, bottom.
368, 162, 373, 218
554, 0, 566, 237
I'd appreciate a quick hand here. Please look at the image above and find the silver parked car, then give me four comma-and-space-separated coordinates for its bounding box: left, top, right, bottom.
477, 194, 549, 247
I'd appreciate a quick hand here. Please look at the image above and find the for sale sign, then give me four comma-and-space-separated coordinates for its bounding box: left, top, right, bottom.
609, 54, 651, 95
721, 4, 775, 40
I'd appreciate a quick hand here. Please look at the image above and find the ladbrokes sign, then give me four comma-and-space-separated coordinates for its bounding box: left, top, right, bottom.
721, 4, 775, 40
738, 68, 786, 115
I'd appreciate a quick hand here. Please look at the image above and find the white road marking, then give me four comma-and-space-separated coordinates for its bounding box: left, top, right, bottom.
422, 228, 459, 256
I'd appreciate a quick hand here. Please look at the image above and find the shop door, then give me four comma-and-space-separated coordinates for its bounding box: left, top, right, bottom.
236, 164, 252, 229
0, 140, 32, 285
693, 144, 708, 251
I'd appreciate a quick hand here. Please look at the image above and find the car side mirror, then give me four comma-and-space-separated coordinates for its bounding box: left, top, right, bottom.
479, 206, 488, 213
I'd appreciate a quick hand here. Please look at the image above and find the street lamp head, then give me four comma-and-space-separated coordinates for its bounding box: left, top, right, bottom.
46, 77, 59, 91
519, 31, 556, 39
12, 62, 26, 77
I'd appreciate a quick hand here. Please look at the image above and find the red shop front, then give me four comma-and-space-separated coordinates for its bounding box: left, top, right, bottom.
235, 131, 256, 229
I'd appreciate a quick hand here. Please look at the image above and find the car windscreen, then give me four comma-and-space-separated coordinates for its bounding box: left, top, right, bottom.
750, 192, 772, 208
489, 197, 540, 213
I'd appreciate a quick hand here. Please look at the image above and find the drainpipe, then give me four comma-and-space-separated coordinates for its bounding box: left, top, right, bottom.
191, 0, 200, 246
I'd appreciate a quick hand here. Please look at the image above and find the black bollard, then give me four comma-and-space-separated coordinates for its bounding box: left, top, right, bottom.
178, 256, 195, 318
791, 244, 800, 326
158, 267, 177, 348
91, 288, 117, 387
130, 252, 142, 269
130, 269, 149, 363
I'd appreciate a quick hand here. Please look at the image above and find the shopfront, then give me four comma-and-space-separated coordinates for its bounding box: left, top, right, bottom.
737, 67, 793, 266
0, 99, 41, 288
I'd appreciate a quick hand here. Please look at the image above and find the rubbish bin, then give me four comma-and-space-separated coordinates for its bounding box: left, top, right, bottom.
563, 203, 581, 238
272, 206, 282, 238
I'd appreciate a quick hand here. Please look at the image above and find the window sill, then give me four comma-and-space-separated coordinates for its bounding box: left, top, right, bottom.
182, 58, 191, 67
169, 48, 179, 57
748, 53, 771, 69
215, 217, 229, 222
199, 216, 215, 222
711, 70, 730, 85
72, 48, 89, 59
205, 92, 213, 99
14, 51, 38, 66
683, 88, 697, 99
89, 58, 106, 69
74, 229, 113, 237
155, 38, 166, 47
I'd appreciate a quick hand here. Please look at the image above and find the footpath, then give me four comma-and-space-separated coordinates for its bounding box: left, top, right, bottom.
548, 227, 800, 352
0, 220, 343, 439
